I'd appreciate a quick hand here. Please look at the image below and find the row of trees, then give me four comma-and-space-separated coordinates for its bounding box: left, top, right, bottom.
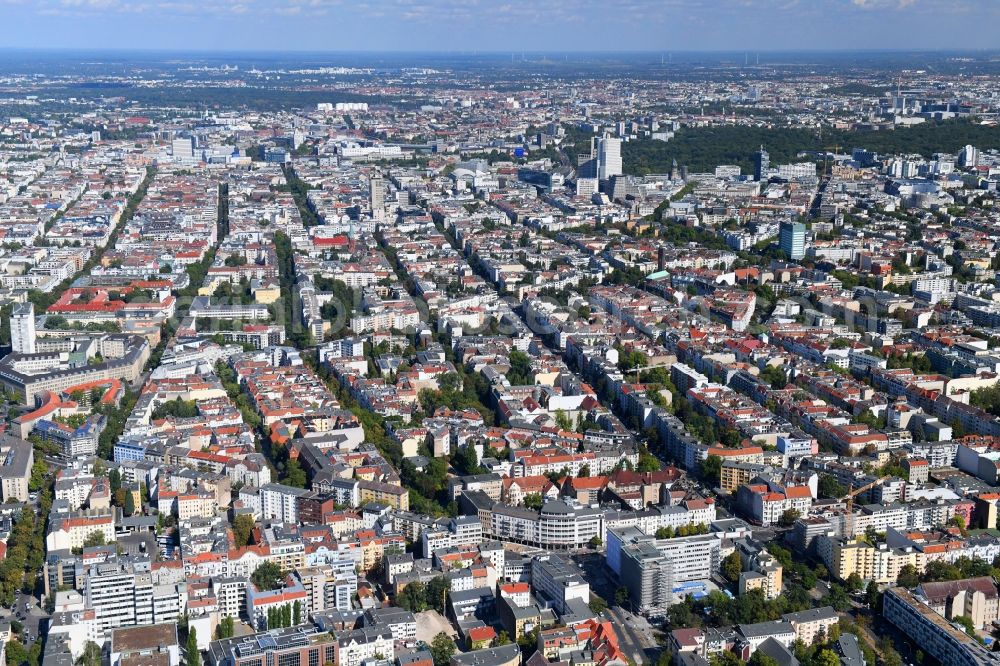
25, 166, 155, 314
897, 555, 998, 588
266, 601, 302, 629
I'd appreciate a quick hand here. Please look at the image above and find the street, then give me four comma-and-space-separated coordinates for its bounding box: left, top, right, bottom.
0, 590, 46, 648
606, 606, 658, 666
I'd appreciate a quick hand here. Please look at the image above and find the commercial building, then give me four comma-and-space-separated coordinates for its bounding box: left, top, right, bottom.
208, 626, 339, 666
753, 146, 770, 181
594, 137, 622, 181
618, 532, 722, 612
779, 221, 806, 261
369, 172, 385, 221
489, 500, 603, 550
530, 554, 590, 615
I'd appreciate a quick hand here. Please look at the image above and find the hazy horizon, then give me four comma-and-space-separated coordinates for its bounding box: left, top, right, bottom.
1, 0, 998, 53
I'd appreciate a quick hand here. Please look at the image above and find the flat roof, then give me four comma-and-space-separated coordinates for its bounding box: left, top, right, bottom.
110, 623, 177, 653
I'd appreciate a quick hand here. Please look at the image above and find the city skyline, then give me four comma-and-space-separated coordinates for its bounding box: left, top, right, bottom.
0, 0, 998, 53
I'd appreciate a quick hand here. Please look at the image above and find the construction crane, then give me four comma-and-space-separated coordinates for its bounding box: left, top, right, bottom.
843, 475, 890, 537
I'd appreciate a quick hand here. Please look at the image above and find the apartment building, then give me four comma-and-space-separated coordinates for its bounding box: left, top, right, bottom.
83, 560, 185, 637
883, 587, 1000, 666
260, 483, 309, 524
916, 577, 1000, 630
817, 536, 926, 584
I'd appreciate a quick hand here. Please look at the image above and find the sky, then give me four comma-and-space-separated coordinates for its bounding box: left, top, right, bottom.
0, 0, 998, 53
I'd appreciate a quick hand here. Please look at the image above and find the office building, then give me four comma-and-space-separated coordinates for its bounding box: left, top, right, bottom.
11, 302, 35, 354
369, 172, 385, 221
171, 137, 194, 160
753, 146, 769, 181
531, 554, 590, 614
959, 145, 980, 169
208, 626, 339, 666
779, 221, 806, 261
618, 532, 722, 612
594, 137, 622, 181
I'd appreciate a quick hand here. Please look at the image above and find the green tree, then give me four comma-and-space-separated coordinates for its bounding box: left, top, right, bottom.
124, 490, 136, 517
523, 493, 543, 510
709, 652, 742, 666
108, 468, 121, 494
845, 572, 864, 593
507, 351, 534, 386
699, 455, 722, 485
722, 551, 743, 583
425, 576, 451, 614
517, 627, 540, 658
430, 632, 456, 666
813, 650, 840, 666
953, 614, 977, 638
923, 559, 962, 582
76, 640, 102, 666
636, 448, 661, 472
817, 474, 846, 499
233, 514, 255, 549
759, 365, 787, 390
589, 593, 608, 614
865, 580, 882, 609
218, 616, 235, 639
251, 561, 284, 591
778, 508, 801, 526
451, 445, 482, 477
896, 563, 920, 588
615, 586, 629, 606
83, 531, 106, 548
748, 652, 779, 666
282, 458, 307, 488
397, 581, 428, 612
186, 627, 201, 666
293, 600, 301, 625
669, 599, 698, 629
6, 638, 27, 666
28, 458, 47, 493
